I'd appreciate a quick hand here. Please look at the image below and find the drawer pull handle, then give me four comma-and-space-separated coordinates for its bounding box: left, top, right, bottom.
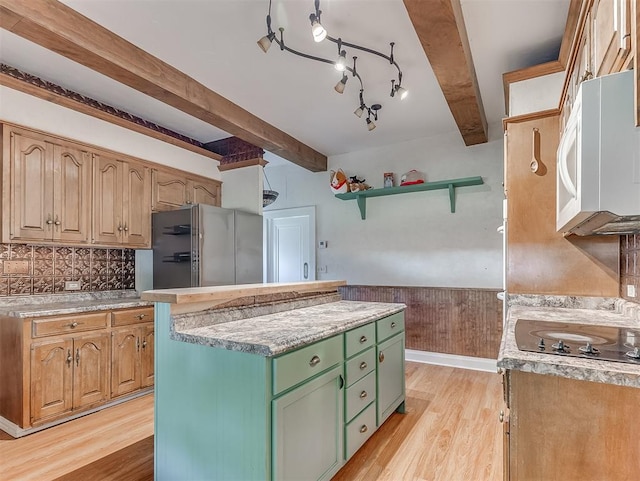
75, 348, 80, 367
142, 340, 147, 349
137, 314, 146, 320
69, 322, 79, 328
309, 355, 321, 367
359, 335, 367, 343
359, 425, 368, 434
379, 352, 385, 363
66, 349, 72, 366
390, 322, 396, 328
359, 361, 367, 370
359, 390, 368, 399
499, 410, 504, 423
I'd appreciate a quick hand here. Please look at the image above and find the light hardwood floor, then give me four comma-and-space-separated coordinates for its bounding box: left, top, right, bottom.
0, 363, 503, 481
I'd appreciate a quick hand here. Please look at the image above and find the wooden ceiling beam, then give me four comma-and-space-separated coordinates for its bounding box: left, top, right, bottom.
403, 0, 488, 146
0, 0, 327, 172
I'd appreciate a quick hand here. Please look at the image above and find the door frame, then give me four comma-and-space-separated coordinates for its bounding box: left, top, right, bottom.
262, 206, 316, 283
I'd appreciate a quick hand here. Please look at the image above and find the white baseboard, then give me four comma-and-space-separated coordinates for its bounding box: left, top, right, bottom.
405, 349, 497, 373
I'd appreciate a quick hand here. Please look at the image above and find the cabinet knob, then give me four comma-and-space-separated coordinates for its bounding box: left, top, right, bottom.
390, 322, 396, 328
123, 224, 129, 232
142, 340, 147, 349
359, 425, 368, 434
359, 361, 367, 370
359, 390, 368, 399
118, 224, 124, 232
69, 322, 78, 328
378, 352, 385, 363
54, 215, 61, 226
359, 335, 367, 343
499, 410, 504, 423
309, 355, 321, 367
137, 314, 146, 320
46, 215, 53, 226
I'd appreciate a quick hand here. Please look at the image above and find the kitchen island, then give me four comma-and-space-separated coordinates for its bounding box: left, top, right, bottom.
141, 281, 407, 481
497, 295, 640, 481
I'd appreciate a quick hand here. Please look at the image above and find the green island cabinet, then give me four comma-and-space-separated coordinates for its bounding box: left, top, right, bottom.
154, 303, 405, 480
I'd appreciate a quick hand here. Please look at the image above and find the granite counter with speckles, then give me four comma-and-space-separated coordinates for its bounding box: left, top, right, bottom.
0, 290, 151, 318
498, 297, 640, 388
174, 300, 406, 356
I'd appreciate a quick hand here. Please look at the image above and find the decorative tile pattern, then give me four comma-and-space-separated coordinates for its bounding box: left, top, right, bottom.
0, 243, 136, 297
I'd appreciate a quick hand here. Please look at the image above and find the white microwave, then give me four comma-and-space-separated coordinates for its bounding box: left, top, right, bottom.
556, 70, 640, 235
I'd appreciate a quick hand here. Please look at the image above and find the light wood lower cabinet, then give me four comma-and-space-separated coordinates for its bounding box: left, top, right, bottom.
504, 370, 640, 480
30, 332, 110, 425
111, 323, 154, 397
0, 307, 154, 436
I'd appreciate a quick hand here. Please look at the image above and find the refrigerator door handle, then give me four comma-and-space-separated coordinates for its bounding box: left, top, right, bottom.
303, 262, 309, 279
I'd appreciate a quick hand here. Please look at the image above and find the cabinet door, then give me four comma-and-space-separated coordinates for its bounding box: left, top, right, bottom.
54, 143, 91, 244
123, 161, 151, 247
140, 324, 155, 388
93, 154, 123, 245
273, 365, 344, 481
189, 177, 221, 207
9, 131, 55, 242
111, 327, 140, 397
376, 333, 405, 426
73, 332, 110, 409
592, 0, 631, 76
151, 168, 189, 211
30, 338, 73, 423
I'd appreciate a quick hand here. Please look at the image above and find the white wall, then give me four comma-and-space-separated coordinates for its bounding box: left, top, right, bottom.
509, 71, 565, 117
221, 165, 263, 214
265, 126, 504, 289
0, 86, 221, 180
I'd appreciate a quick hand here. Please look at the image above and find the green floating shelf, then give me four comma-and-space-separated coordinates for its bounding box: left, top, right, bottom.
334, 176, 484, 220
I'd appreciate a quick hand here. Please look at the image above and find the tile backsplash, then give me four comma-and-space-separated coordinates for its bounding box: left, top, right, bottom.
0, 243, 135, 297
621, 235, 640, 303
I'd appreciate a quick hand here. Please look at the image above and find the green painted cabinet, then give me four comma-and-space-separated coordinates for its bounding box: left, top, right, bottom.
154, 303, 406, 480
272, 365, 344, 481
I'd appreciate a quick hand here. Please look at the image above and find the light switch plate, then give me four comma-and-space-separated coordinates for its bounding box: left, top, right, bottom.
627, 284, 636, 298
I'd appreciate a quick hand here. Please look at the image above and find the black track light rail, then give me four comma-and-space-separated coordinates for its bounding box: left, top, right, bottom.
325, 35, 402, 83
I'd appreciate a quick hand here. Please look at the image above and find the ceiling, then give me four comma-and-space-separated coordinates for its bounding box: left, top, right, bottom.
0, 0, 570, 168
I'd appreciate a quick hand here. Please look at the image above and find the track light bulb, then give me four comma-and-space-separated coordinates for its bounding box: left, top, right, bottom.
335, 50, 347, 71
257, 35, 272, 53
354, 106, 364, 118
311, 18, 327, 42
366, 118, 376, 131
396, 86, 408, 100
334, 75, 348, 94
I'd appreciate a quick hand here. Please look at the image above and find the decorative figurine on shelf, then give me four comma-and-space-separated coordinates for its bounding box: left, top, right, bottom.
348, 175, 371, 192
383, 172, 394, 188
329, 168, 349, 194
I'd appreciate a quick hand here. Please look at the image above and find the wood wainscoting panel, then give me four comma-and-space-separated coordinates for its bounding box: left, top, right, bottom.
340, 286, 503, 359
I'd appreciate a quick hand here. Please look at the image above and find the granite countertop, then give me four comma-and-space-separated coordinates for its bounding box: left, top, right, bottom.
174, 300, 406, 357
0, 291, 152, 318
498, 298, 640, 388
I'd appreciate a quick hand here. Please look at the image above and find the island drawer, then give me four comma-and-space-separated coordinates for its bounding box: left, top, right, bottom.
345, 402, 376, 459
345, 323, 375, 358
111, 307, 154, 326
345, 347, 375, 386
32, 312, 108, 338
376, 312, 404, 343
345, 370, 376, 422
272, 335, 343, 396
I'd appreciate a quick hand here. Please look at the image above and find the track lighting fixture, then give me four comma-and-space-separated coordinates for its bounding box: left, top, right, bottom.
334, 74, 348, 94
258, 0, 407, 131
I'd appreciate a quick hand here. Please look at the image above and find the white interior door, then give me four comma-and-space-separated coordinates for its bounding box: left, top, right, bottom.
263, 206, 316, 283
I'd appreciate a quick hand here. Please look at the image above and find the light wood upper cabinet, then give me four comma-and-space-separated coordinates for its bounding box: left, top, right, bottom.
5, 128, 91, 244
152, 167, 221, 211
592, 0, 632, 76
93, 154, 151, 248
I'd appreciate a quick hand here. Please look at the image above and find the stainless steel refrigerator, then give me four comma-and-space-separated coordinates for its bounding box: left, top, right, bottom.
152, 204, 263, 288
